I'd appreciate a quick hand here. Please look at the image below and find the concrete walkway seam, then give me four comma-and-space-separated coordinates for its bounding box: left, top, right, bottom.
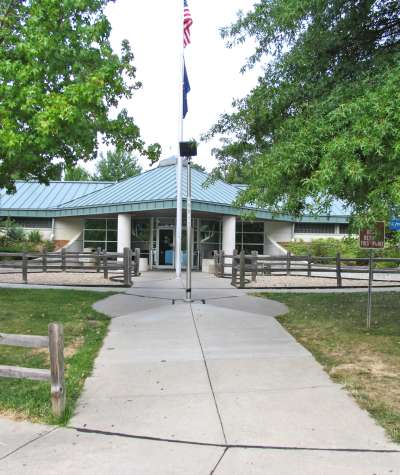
0, 427, 58, 462
188, 302, 228, 444
63, 426, 400, 453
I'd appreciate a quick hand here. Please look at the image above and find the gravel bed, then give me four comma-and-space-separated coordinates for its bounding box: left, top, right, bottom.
246, 274, 400, 288
0, 270, 123, 286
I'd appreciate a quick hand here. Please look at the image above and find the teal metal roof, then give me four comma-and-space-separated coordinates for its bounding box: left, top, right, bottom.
0, 181, 113, 210
0, 163, 350, 223
59, 165, 240, 210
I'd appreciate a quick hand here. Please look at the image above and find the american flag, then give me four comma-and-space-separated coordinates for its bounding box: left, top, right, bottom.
183, 0, 193, 48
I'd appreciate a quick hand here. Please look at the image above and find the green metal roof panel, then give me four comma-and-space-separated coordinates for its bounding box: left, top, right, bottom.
58, 165, 240, 210
0, 181, 113, 210
0, 163, 351, 223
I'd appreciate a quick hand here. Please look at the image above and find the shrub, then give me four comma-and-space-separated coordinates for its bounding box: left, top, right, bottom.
42, 240, 56, 252
28, 230, 42, 243
284, 237, 400, 266
0, 241, 36, 253
0, 219, 25, 242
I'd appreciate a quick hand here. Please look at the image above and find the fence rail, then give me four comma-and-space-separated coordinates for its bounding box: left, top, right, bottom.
0, 323, 65, 416
213, 250, 400, 288
0, 247, 140, 286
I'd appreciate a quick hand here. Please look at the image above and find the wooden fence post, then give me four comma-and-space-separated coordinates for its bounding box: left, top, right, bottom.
220, 251, 225, 277
336, 252, 342, 288
307, 252, 312, 278
286, 251, 291, 276
134, 248, 140, 276
213, 251, 219, 277
22, 252, 28, 284
48, 323, 65, 417
42, 248, 47, 272
123, 247, 132, 287
102, 251, 108, 279
239, 250, 246, 289
231, 249, 238, 286
96, 247, 101, 272
251, 250, 258, 282
367, 251, 374, 328
61, 248, 66, 271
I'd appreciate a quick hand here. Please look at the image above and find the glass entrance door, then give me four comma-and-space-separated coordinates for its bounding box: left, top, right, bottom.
157, 228, 174, 267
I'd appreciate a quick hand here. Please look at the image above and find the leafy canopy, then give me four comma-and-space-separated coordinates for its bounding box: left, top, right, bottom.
64, 165, 92, 182
208, 0, 400, 223
95, 148, 142, 181
0, 0, 160, 192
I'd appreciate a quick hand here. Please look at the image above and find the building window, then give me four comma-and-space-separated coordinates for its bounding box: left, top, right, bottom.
132, 218, 151, 257
236, 220, 264, 254
294, 222, 336, 234
83, 218, 117, 252
339, 223, 349, 234
199, 220, 221, 258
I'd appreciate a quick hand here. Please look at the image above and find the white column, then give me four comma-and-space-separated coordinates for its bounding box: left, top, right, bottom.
117, 214, 131, 253
149, 217, 154, 270
222, 216, 236, 254
222, 216, 236, 275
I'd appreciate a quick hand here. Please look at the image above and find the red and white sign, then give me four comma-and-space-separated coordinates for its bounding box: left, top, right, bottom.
359, 222, 385, 249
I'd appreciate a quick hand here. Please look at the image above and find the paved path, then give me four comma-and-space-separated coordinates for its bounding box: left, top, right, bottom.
1, 272, 399, 474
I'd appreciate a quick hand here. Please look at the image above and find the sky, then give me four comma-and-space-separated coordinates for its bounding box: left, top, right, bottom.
88, 0, 261, 173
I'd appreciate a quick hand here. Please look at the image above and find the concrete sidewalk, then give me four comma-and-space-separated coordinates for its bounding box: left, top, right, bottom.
0, 272, 399, 474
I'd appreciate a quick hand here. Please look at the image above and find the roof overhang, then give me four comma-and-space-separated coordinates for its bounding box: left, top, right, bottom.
0, 199, 349, 223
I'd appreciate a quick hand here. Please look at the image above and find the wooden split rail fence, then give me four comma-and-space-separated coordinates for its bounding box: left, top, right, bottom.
0, 247, 140, 287
213, 250, 400, 289
0, 323, 65, 417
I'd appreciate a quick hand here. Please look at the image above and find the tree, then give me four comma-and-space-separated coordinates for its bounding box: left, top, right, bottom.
64, 165, 92, 181
0, 0, 160, 193
191, 163, 206, 173
208, 0, 400, 223
95, 148, 142, 181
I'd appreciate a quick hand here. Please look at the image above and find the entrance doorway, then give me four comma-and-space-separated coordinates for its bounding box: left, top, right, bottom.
157, 228, 174, 267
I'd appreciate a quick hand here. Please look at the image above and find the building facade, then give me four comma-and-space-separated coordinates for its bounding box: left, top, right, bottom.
0, 158, 350, 270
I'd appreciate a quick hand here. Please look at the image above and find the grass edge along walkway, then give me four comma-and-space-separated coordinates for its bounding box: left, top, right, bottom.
0, 288, 114, 425
256, 291, 400, 444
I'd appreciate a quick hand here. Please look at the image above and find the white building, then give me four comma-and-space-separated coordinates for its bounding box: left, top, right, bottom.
0, 158, 350, 269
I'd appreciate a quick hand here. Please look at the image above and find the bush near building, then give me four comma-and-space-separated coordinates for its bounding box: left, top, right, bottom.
0, 219, 54, 254
284, 237, 400, 267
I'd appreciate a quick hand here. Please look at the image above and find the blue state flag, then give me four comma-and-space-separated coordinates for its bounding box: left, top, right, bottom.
183, 60, 190, 118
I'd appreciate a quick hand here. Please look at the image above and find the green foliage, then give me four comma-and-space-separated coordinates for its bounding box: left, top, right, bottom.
42, 240, 56, 252
0, 241, 37, 253
0, 218, 25, 241
209, 0, 400, 224
64, 165, 92, 182
0, 219, 55, 252
95, 148, 142, 181
0, 0, 160, 193
27, 229, 42, 243
285, 237, 400, 266
191, 163, 206, 173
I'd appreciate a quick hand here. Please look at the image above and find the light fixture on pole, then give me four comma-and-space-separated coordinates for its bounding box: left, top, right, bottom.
179, 141, 197, 302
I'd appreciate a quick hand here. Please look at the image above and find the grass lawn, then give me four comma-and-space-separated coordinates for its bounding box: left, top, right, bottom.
0, 288, 113, 425
256, 291, 400, 443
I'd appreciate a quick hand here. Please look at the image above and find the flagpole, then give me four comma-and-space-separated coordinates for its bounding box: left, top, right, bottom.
185, 157, 192, 301
175, 0, 185, 279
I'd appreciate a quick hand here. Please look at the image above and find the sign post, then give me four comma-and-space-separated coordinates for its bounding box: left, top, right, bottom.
359, 221, 385, 328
